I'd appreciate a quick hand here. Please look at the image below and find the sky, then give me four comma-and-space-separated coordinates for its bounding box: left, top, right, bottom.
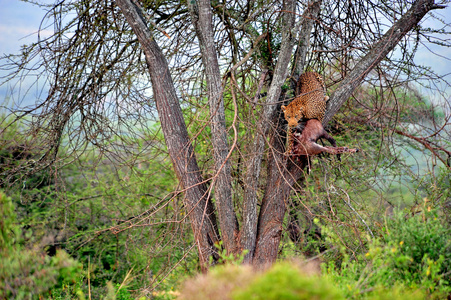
0, 0, 51, 55
0, 0, 451, 110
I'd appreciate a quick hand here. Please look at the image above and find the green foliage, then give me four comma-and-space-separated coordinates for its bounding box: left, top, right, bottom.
0, 191, 84, 299
254, 24, 281, 70
2, 0, 450, 298
323, 205, 451, 299
102, 282, 134, 300
212, 241, 249, 265
0, 190, 19, 250
179, 262, 340, 300
1, 119, 196, 299
381, 203, 451, 285
0, 115, 52, 191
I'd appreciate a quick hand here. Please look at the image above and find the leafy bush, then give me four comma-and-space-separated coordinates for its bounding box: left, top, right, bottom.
381, 203, 451, 286
324, 202, 451, 299
0, 191, 84, 299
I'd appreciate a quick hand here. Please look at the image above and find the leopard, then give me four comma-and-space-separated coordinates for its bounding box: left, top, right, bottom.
281, 71, 329, 154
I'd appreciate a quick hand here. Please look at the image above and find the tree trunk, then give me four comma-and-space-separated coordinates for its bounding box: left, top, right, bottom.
116, 0, 219, 272
187, 0, 239, 255
241, 0, 298, 264
253, 112, 307, 266
292, 0, 322, 84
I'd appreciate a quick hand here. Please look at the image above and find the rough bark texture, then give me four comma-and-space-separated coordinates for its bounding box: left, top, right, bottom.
292, 0, 322, 82
253, 112, 307, 266
323, 0, 445, 124
187, 0, 238, 254
116, 0, 219, 272
241, 0, 298, 264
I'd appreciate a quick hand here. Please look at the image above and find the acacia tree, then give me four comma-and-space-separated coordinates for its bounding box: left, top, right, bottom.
1, 0, 450, 273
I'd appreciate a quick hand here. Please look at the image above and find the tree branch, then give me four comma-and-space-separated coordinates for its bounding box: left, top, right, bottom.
187, 0, 239, 254
291, 0, 322, 85
324, 0, 445, 125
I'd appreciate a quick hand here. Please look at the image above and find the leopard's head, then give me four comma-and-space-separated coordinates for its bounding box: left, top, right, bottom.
282, 105, 304, 127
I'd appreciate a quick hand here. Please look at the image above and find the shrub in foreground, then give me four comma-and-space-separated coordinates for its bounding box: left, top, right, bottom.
324, 203, 450, 299
0, 192, 83, 299
179, 261, 343, 300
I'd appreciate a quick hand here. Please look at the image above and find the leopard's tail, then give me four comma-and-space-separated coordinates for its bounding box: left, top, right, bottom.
286, 125, 295, 155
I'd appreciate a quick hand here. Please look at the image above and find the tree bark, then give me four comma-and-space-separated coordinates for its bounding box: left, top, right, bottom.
253, 113, 307, 266
323, 0, 445, 124
241, 0, 298, 264
116, 0, 219, 272
187, 0, 239, 255
292, 0, 322, 83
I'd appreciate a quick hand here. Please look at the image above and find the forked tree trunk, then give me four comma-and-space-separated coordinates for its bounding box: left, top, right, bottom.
117, 0, 444, 269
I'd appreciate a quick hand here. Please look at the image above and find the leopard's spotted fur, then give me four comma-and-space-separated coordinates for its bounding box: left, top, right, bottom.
282, 72, 329, 154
